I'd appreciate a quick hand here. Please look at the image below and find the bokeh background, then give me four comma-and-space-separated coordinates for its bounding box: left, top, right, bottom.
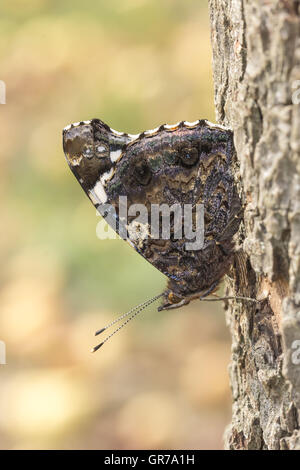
0, 0, 232, 450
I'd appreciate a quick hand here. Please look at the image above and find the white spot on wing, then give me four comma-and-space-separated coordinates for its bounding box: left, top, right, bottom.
64, 124, 72, 131
144, 126, 160, 136
205, 120, 230, 131
128, 133, 140, 141
110, 149, 122, 162
101, 168, 114, 186
183, 120, 200, 127
89, 181, 107, 204
127, 221, 150, 247
110, 128, 124, 136
164, 122, 181, 130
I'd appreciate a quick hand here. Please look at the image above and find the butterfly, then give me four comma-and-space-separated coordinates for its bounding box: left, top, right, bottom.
63, 118, 246, 351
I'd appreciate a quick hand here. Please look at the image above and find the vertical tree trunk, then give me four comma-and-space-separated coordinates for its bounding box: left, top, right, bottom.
208, 0, 300, 450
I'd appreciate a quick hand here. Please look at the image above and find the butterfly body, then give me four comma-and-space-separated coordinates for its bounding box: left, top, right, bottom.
63, 119, 242, 310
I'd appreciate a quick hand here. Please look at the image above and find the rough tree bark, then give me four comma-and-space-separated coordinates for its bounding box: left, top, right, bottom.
208, 0, 300, 450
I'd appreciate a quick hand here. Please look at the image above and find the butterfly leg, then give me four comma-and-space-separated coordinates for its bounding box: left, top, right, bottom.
199, 278, 259, 303
199, 280, 221, 300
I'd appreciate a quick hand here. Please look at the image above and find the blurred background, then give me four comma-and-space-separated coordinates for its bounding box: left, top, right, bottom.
0, 0, 232, 450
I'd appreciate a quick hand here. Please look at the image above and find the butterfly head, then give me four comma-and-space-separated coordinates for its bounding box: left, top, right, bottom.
158, 289, 190, 311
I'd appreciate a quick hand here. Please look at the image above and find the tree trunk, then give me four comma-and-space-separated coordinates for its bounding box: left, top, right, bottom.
208, 0, 300, 450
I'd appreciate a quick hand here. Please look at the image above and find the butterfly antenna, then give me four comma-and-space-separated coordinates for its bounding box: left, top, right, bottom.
94, 294, 163, 336
91, 293, 163, 353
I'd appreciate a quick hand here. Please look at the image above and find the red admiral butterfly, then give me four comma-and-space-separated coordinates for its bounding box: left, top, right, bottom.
63, 119, 248, 351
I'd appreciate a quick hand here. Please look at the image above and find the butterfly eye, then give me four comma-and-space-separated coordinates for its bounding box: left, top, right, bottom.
134, 161, 152, 185
180, 146, 199, 166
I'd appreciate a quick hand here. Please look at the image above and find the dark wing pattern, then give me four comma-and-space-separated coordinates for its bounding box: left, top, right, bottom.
63, 119, 242, 310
